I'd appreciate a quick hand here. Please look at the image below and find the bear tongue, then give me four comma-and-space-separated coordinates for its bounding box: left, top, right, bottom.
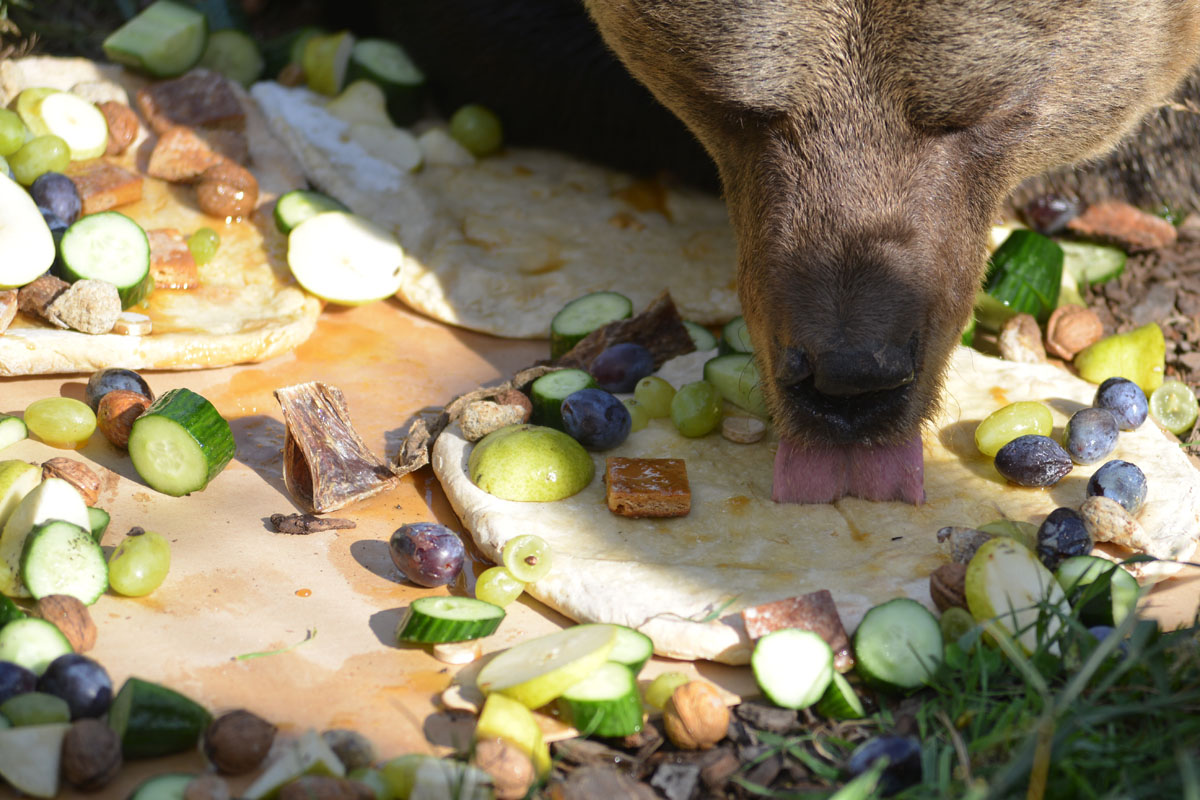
772, 434, 925, 505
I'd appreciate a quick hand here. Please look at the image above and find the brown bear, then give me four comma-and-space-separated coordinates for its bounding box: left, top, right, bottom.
373, 0, 1200, 502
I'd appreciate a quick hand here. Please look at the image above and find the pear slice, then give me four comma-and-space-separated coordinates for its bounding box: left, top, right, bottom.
475, 693, 551, 775
0, 723, 71, 798
0, 460, 40, 530
0, 477, 90, 597
965, 536, 1069, 654
242, 729, 345, 800
1073, 322, 1165, 396
0, 173, 56, 289
477, 624, 616, 709
325, 79, 394, 128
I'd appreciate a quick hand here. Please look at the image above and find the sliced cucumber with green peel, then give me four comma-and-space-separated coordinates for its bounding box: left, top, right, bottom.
198, 28, 264, 87
982, 229, 1063, 324
476, 624, 617, 709
20, 519, 108, 605
557, 661, 643, 737
102, 0, 209, 79
0, 594, 25, 628
396, 596, 505, 644
718, 315, 754, 355
56, 211, 152, 309
0, 618, 73, 675
0, 415, 28, 451
274, 189, 349, 234
128, 388, 236, 497
751, 628, 834, 709
683, 320, 718, 351
0, 692, 70, 726
347, 39, 427, 126
550, 291, 633, 359
606, 624, 654, 674
86, 506, 110, 543
1055, 555, 1140, 627
1060, 240, 1127, 288
815, 671, 866, 720
128, 772, 196, 800
704, 353, 768, 417
853, 597, 943, 692
109, 676, 212, 759
530, 369, 598, 430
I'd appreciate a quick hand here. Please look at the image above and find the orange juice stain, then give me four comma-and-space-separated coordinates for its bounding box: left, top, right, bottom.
989, 386, 1008, 405
296, 588, 312, 597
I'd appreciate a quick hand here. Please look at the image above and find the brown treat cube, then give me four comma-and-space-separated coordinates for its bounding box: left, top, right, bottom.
136, 70, 245, 134
605, 457, 691, 518
146, 126, 248, 183
146, 228, 201, 289
741, 590, 854, 672
65, 160, 143, 215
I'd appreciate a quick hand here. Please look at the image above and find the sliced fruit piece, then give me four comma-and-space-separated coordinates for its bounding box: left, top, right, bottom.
0, 618, 73, 674
0, 460, 40, 530
86, 506, 110, 543
0, 723, 71, 798
719, 315, 754, 354
56, 211, 152, 308
273, 189, 348, 234
502, 534, 553, 583
13, 88, 58, 138
287, 211, 405, 305
198, 28, 264, 87
0, 692, 70, 726
1055, 555, 1140, 627
965, 536, 1069, 653
751, 628, 834, 708
128, 388, 236, 496
550, 291, 633, 360
348, 122, 422, 172
409, 759, 492, 800
815, 671, 866, 720
0, 173, 56, 288
683, 320, 718, 351
346, 38, 427, 125
0, 594, 25, 627
128, 772, 197, 800
476, 623, 617, 709
1073, 322, 1165, 396
1149, 379, 1199, 436
34, 92, 108, 161
242, 728, 346, 799
20, 520, 108, 605
475, 692, 551, 776
0, 477, 91, 597
704, 353, 768, 417
604, 625, 654, 674
558, 661, 643, 738
325, 79, 394, 128
302, 30, 356, 96
978, 519, 1039, 552
1060, 240, 1127, 288
852, 598, 944, 692
102, 0, 209, 79
395, 596, 506, 644
0, 416, 28, 452
108, 676, 213, 759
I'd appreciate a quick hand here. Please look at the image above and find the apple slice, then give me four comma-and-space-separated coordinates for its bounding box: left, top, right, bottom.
475, 693, 551, 775
0, 460, 40, 531
0, 417, 28, 452
286, 211, 406, 305
0, 477, 90, 597
242, 729, 345, 800
965, 536, 1069, 654
0, 723, 71, 798
0, 173, 55, 289
349, 123, 422, 172
36, 92, 109, 161
325, 80, 394, 128
476, 623, 617, 709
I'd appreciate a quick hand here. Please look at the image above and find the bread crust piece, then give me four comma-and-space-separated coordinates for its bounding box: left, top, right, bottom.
433, 347, 1200, 664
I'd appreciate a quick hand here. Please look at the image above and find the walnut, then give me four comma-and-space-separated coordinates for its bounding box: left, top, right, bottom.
97, 100, 139, 155
663, 681, 729, 750
97, 390, 152, 449
61, 718, 122, 791
197, 162, 259, 219
41, 457, 102, 506
472, 737, 536, 800
321, 728, 375, 772
1045, 305, 1104, 361
997, 313, 1045, 364
34, 594, 97, 652
203, 709, 277, 774
929, 562, 968, 612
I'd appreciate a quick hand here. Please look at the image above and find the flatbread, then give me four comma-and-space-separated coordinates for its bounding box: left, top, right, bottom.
433, 347, 1200, 664
251, 82, 739, 338
0, 57, 321, 375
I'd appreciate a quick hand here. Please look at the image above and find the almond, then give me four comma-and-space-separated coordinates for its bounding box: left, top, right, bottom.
34, 594, 97, 652
929, 562, 968, 612
41, 457, 101, 506
1045, 304, 1104, 361
97, 389, 152, 449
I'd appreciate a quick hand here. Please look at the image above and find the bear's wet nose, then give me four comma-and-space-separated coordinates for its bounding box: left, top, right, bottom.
809, 339, 916, 397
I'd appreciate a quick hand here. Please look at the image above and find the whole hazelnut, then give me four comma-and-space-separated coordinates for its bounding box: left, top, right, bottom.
1045, 304, 1104, 361
197, 162, 259, 219
472, 737, 536, 800
662, 681, 729, 750
929, 562, 969, 612
61, 718, 122, 791
97, 389, 152, 449
203, 709, 277, 774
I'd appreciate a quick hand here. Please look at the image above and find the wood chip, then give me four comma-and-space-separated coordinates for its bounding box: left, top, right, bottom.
269, 513, 357, 534
18, 273, 70, 325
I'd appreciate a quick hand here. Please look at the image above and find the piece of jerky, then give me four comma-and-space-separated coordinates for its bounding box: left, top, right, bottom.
146, 125, 248, 183
557, 290, 695, 371
274, 382, 400, 514
136, 70, 245, 134
270, 513, 357, 535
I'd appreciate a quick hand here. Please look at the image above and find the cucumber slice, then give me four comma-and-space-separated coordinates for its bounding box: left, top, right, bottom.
33, 92, 108, 161
476, 624, 617, 709
86, 506, 110, 543
0, 459, 40, 531
56, 211, 152, 309
751, 628, 834, 709
303, 30, 356, 96
0, 594, 25, 628
128, 772, 196, 800
852, 598, 943, 692
683, 320, 718, 351
815, 671, 866, 720
605, 625, 654, 674
20, 520, 108, 605
273, 189, 349, 234
718, 315, 754, 355
108, 676, 212, 759
474, 693, 551, 776
964, 536, 1069, 654
0, 723, 71, 799
557, 661, 644, 738
982, 229, 1063, 323
0, 477, 91, 598
703, 353, 768, 417
396, 596, 505, 644
1055, 555, 1140, 627
286, 211, 405, 305
1060, 240, 1126, 288
0, 618, 73, 675
0, 415, 28, 451
549, 291, 633, 360
128, 388, 236, 497
0, 692, 70, 726
530, 369, 599, 430
198, 28, 264, 88
102, 0, 209, 79
347, 39, 428, 126
0, 174, 55, 289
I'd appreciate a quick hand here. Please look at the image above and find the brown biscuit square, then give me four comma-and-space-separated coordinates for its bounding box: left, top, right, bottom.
605, 457, 691, 518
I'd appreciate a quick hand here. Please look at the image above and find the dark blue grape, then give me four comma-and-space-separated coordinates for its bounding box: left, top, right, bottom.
85, 367, 154, 412
30, 172, 81, 226
1086, 459, 1147, 515
589, 342, 655, 393
1094, 377, 1148, 431
846, 736, 922, 797
0, 660, 37, 704
561, 388, 631, 450
36, 654, 112, 719
38, 206, 69, 243
1036, 507, 1093, 571
1062, 407, 1118, 465
1022, 195, 1080, 235
389, 522, 465, 587
994, 435, 1073, 487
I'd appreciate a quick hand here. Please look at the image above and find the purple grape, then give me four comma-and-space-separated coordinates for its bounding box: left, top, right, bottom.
1086, 459, 1147, 515
389, 522, 466, 587
38, 206, 69, 242
36, 654, 112, 719
30, 172, 81, 226
1036, 507, 1093, 571
994, 435, 1073, 487
0, 660, 37, 704
1093, 377, 1148, 431
1023, 195, 1080, 235
561, 388, 631, 450
847, 736, 922, 796
1063, 407, 1118, 465
589, 342, 655, 393
85, 367, 154, 411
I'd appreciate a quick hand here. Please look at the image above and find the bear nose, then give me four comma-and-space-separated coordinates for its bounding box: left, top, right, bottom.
809, 339, 916, 397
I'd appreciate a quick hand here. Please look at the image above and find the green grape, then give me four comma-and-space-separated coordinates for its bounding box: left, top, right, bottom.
347, 767, 394, 800
24, 397, 96, 448
623, 398, 649, 432
939, 606, 975, 644
0, 155, 11, 181
1149, 379, 1199, 435
634, 375, 676, 418
502, 534, 553, 583
0, 109, 28, 157
449, 104, 503, 157
107, 529, 171, 596
974, 401, 1054, 457
643, 671, 690, 710
475, 565, 525, 607
9, 134, 69, 186
670, 380, 722, 437
187, 226, 221, 265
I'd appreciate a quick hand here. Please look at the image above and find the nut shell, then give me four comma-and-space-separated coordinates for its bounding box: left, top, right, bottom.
34, 594, 96, 652
1045, 305, 1104, 361
998, 313, 1045, 364
472, 737, 536, 800
197, 162, 259, 219
61, 718, 122, 791
97, 389, 152, 449
41, 457, 101, 506
203, 709, 277, 774
929, 562, 968, 612
662, 681, 729, 750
